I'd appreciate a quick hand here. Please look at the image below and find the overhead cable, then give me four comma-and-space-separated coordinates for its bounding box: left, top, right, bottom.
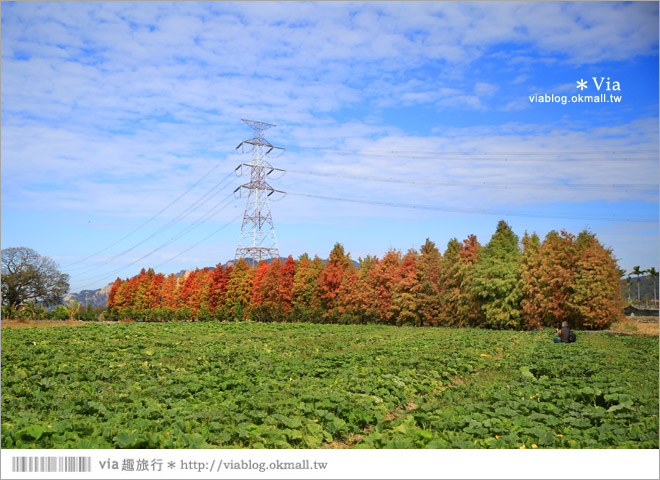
62, 160, 226, 269
284, 191, 656, 223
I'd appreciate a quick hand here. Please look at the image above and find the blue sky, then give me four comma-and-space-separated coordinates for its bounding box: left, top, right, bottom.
1, 1, 658, 293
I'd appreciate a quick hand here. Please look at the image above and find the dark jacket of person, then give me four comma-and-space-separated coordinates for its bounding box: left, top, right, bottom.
560, 326, 571, 343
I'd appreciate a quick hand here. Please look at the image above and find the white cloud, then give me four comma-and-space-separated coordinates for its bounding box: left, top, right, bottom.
474, 82, 499, 97
1, 1, 657, 291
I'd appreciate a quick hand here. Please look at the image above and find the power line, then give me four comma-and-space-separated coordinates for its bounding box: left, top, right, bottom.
154, 214, 242, 269
62, 160, 226, 269
278, 167, 657, 191
67, 171, 235, 275
294, 146, 659, 155
75, 194, 238, 288
284, 191, 656, 223
142, 194, 236, 257
291, 146, 658, 162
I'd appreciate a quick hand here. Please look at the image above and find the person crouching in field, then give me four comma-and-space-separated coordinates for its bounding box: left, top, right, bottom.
554, 321, 571, 343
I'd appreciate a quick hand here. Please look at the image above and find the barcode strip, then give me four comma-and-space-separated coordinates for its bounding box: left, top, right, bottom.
12, 456, 91, 473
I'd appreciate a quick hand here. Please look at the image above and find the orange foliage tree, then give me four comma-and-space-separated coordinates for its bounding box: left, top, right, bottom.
366, 250, 402, 325
537, 230, 579, 326
291, 254, 325, 322
103, 220, 624, 330
208, 263, 232, 319
568, 231, 624, 329
391, 250, 422, 326
279, 256, 296, 317
319, 243, 353, 321
224, 259, 255, 320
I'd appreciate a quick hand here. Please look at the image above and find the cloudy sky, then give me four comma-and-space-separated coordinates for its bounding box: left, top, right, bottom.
1, 1, 658, 293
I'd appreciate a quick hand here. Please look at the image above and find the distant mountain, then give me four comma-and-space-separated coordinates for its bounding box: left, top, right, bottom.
63, 282, 114, 309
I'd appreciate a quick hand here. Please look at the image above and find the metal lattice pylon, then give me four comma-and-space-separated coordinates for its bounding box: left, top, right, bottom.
234, 119, 283, 267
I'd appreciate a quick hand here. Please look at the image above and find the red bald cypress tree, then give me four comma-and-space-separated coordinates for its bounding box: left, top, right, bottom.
161, 274, 180, 312
367, 249, 402, 325
179, 270, 197, 314
279, 256, 297, 317
334, 260, 359, 323
391, 250, 422, 326
251, 261, 270, 311
107, 278, 122, 310
147, 273, 165, 309
251, 259, 283, 322
208, 263, 232, 319
568, 231, 624, 329
319, 243, 353, 320
537, 230, 579, 326
460, 234, 481, 262
186, 268, 211, 318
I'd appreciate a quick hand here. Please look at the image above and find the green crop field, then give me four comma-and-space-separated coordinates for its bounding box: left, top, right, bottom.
1, 322, 658, 449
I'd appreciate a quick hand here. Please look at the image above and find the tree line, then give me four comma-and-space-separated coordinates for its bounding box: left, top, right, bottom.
623, 266, 659, 308
106, 221, 625, 330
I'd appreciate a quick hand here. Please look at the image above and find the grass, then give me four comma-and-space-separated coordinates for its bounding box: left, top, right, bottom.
608, 316, 659, 336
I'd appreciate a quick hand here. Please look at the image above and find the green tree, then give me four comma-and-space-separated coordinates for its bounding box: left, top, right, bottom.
417, 239, 443, 326
622, 275, 633, 304
21, 301, 46, 320
66, 298, 82, 321
520, 232, 544, 330
1, 247, 70, 311
438, 237, 482, 327
630, 266, 644, 304
645, 267, 658, 306
472, 220, 523, 329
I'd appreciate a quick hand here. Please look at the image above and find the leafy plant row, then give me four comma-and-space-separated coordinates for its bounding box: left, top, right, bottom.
2, 323, 657, 449
359, 334, 659, 448
108, 221, 624, 330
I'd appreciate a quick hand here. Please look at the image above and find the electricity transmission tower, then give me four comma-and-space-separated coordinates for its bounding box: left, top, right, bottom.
234, 119, 283, 267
